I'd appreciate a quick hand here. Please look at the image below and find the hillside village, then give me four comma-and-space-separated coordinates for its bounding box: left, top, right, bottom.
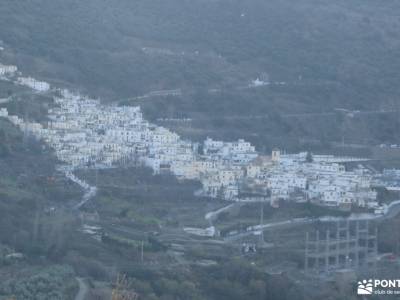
0, 61, 394, 212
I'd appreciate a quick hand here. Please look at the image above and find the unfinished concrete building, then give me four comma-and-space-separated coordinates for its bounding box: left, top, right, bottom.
305, 220, 378, 274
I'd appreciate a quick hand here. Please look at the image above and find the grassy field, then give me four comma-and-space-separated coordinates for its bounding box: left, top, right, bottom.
78, 167, 226, 229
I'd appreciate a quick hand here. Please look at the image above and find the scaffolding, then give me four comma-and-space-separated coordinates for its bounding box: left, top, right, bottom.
305, 220, 378, 274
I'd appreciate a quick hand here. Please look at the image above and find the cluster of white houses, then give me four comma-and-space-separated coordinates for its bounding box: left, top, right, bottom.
17, 77, 50, 92
0, 63, 49, 92
374, 169, 400, 191
0, 63, 385, 209
0, 64, 17, 76
241, 150, 378, 209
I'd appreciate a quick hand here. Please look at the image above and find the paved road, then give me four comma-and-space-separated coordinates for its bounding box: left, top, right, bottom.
75, 277, 88, 300
205, 203, 238, 223
380, 200, 400, 220
63, 170, 97, 209
224, 200, 400, 242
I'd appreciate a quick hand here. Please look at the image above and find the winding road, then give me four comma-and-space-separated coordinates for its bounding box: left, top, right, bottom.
75, 277, 88, 300
63, 169, 98, 209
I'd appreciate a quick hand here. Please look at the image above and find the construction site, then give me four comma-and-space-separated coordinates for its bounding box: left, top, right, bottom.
304, 219, 378, 275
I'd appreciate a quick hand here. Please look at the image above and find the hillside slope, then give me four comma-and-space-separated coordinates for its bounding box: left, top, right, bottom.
1, 0, 400, 149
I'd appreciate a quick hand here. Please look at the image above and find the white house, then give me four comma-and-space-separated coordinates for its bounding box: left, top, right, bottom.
0, 108, 8, 117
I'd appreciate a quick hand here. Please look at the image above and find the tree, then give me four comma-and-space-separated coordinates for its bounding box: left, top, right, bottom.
112, 274, 138, 300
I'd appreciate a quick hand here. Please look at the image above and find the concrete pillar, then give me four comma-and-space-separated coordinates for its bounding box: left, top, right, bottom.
325, 230, 330, 273
336, 222, 340, 268
316, 230, 320, 272
373, 226, 378, 274
355, 220, 360, 268
305, 232, 309, 273
345, 220, 350, 268
365, 220, 370, 267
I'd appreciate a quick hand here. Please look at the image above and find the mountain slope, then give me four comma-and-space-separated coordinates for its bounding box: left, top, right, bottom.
1, 0, 400, 149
